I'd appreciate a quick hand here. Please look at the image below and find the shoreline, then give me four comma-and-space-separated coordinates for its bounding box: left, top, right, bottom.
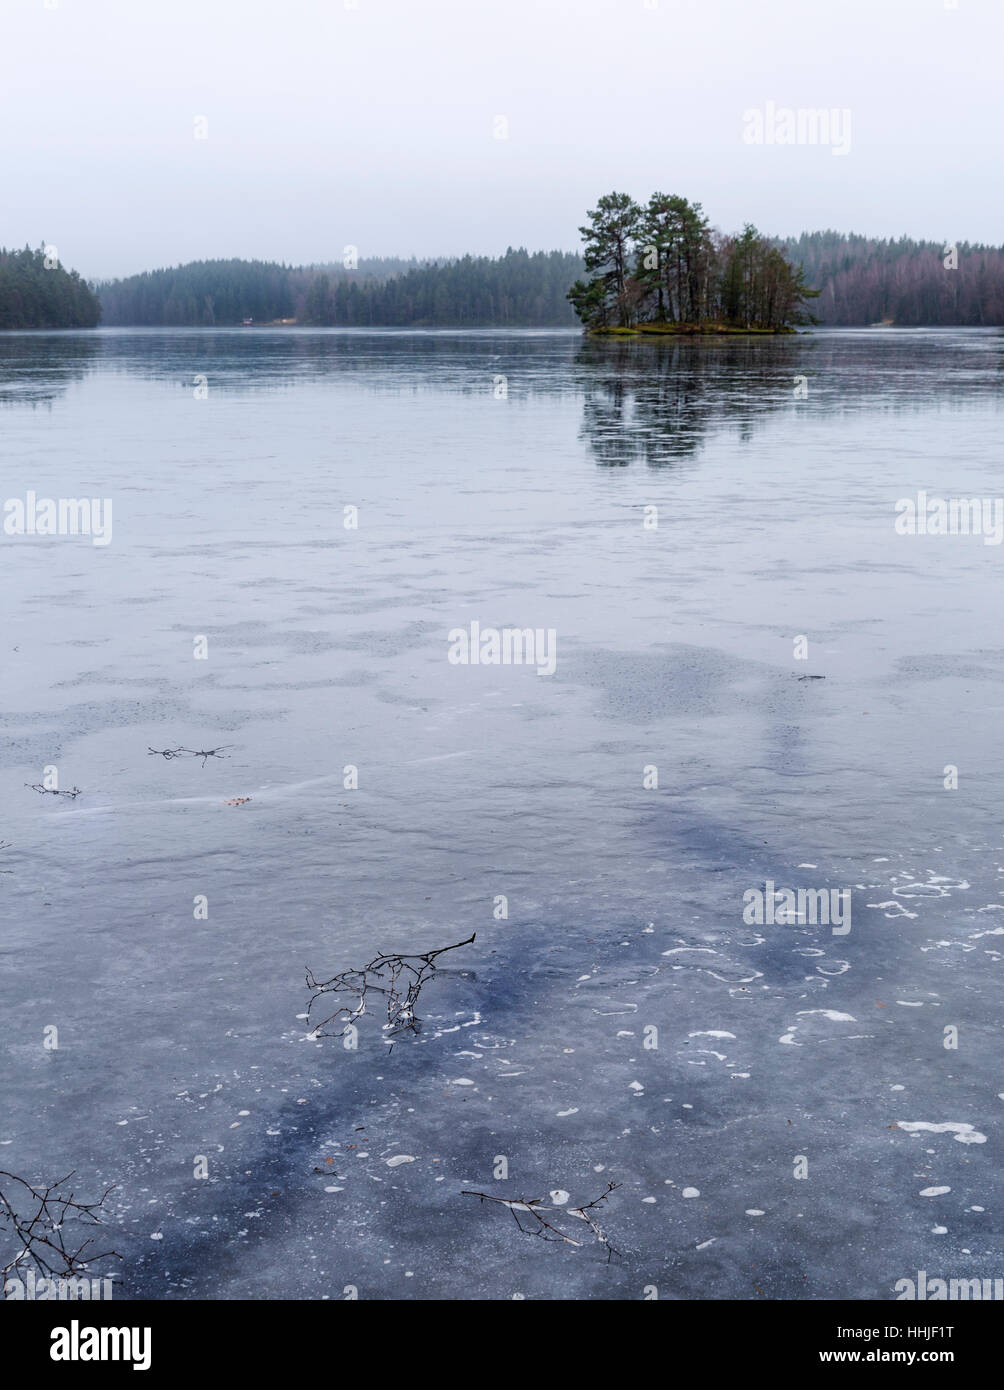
588, 321, 798, 337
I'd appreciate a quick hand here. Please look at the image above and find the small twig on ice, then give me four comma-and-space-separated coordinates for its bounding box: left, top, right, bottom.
1, 1170, 121, 1283
25, 784, 81, 800
148, 745, 231, 766
461, 1181, 621, 1260
306, 932, 475, 1040
186, 746, 231, 766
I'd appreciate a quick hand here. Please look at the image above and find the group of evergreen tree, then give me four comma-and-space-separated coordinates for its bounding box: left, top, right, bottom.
97, 250, 584, 328
0, 246, 101, 329
567, 192, 819, 331
97, 257, 297, 326
298, 250, 582, 326
96, 256, 427, 326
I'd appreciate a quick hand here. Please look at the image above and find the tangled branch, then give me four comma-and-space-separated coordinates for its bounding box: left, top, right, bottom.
0, 1170, 121, 1282
306, 932, 475, 1040
25, 784, 81, 799
461, 1182, 621, 1260
148, 745, 231, 766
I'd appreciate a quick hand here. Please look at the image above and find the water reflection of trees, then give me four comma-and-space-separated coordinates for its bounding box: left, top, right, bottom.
0, 334, 101, 409
2, 327, 997, 428
574, 335, 815, 467
574, 330, 1004, 467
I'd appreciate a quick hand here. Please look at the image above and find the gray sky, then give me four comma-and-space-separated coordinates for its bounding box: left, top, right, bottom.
4, 0, 1000, 279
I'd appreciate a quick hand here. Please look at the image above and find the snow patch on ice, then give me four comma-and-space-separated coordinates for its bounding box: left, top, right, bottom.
896, 1122, 986, 1144
867, 900, 918, 919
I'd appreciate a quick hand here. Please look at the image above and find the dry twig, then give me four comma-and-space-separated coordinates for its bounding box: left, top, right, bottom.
461, 1181, 621, 1260
1, 1170, 121, 1282
25, 784, 81, 799
148, 745, 231, 766
306, 933, 475, 1040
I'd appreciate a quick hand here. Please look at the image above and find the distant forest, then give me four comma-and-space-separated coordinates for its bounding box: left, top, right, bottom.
782, 231, 1004, 326
97, 250, 584, 328
0, 246, 101, 329
2, 230, 1003, 331
91, 235, 1004, 330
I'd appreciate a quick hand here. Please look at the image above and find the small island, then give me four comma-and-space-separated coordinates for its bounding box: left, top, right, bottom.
567, 191, 819, 334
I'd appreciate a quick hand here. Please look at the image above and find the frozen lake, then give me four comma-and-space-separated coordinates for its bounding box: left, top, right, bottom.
1, 326, 1001, 1299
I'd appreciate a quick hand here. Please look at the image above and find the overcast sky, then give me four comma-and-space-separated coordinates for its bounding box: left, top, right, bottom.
3, 0, 1000, 279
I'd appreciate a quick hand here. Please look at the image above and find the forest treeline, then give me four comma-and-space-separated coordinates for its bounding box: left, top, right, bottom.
3, 229, 1004, 330
97, 250, 585, 327
92, 237, 1004, 329
96, 255, 427, 327
0, 246, 101, 329
781, 231, 1004, 326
